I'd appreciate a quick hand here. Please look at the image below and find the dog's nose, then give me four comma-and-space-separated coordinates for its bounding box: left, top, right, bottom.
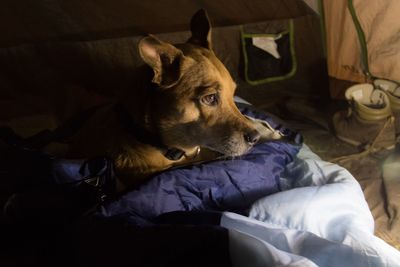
244, 130, 260, 146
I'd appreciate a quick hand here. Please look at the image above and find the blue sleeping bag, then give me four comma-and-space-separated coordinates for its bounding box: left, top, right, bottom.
96, 104, 302, 225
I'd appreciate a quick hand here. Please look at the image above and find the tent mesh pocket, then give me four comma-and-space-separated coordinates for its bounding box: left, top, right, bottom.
241, 21, 296, 85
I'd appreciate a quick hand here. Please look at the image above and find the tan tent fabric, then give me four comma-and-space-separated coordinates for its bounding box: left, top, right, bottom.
342, 155, 400, 250
324, 0, 400, 248
324, 0, 400, 83
324, 0, 364, 83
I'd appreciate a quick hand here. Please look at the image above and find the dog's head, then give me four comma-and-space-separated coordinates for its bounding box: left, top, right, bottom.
138, 9, 260, 157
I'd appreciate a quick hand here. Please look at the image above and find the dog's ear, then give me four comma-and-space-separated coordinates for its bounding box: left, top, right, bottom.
187, 9, 212, 49
138, 35, 184, 87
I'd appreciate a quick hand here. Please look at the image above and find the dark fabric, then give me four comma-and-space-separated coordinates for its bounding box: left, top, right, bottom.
0, 147, 114, 223
0, 153, 231, 267
1, 216, 231, 267
96, 105, 301, 225
244, 32, 293, 82
66, 221, 231, 267
0, 0, 314, 47
156, 211, 223, 225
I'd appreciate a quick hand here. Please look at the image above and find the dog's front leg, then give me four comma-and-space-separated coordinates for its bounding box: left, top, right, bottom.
111, 143, 174, 190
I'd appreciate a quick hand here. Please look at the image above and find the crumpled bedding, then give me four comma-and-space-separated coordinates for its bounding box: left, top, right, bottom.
220, 144, 400, 267
2, 95, 400, 266
95, 104, 301, 225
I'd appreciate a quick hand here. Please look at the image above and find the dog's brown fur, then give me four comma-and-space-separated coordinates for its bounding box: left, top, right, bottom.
68, 10, 263, 189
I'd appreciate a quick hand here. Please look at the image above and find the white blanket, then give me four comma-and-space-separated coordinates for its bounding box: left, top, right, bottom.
221, 144, 400, 267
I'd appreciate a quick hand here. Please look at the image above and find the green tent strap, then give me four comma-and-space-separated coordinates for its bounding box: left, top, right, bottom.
318, 0, 327, 57
347, 0, 371, 79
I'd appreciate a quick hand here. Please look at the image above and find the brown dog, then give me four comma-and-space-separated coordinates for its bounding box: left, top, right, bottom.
68, 10, 280, 189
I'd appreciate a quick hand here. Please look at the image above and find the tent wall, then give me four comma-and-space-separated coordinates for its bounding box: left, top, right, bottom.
0, 0, 327, 123
324, 0, 400, 97
304, 0, 319, 13
0, 0, 315, 48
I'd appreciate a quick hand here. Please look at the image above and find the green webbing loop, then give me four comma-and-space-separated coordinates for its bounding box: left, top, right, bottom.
318, 0, 327, 57
348, 0, 371, 79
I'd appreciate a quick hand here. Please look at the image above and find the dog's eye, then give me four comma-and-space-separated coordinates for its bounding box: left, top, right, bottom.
201, 94, 218, 106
